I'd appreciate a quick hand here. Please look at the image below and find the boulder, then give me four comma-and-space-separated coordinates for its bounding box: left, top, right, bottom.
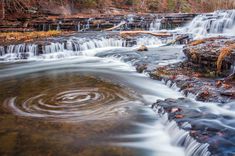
137, 45, 148, 52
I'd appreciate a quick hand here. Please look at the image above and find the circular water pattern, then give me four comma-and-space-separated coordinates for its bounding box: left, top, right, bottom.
4, 76, 141, 122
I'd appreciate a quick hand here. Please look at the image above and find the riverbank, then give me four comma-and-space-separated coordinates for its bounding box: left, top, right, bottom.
148, 37, 235, 103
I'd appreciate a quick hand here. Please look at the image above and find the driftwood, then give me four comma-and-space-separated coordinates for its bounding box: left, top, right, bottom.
163, 35, 189, 46
105, 21, 126, 31
120, 31, 172, 38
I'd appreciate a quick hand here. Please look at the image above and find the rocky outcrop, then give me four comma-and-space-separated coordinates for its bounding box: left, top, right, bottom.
0, 13, 197, 32
149, 38, 235, 103
150, 61, 235, 103
183, 37, 235, 75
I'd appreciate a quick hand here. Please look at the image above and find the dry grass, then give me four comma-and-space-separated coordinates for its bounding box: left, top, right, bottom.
217, 43, 235, 72
0, 30, 62, 43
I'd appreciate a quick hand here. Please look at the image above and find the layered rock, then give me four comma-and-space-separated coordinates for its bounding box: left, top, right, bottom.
183, 37, 235, 76
0, 13, 196, 32
150, 38, 235, 103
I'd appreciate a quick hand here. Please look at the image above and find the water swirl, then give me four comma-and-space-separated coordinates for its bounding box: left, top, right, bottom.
4, 79, 140, 122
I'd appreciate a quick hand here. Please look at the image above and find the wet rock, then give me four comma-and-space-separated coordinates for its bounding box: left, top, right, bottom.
136, 64, 147, 73
152, 98, 235, 155
183, 37, 235, 76
150, 61, 235, 103
137, 45, 148, 52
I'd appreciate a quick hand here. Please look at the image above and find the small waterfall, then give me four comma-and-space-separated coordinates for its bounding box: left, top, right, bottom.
0, 37, 127, 61
44, 42, 65, 53
149, 18, 162, 31
183, 10, 235, 36
136, 36, 163, 46
0, 44, 38, 61
85, 18, 93, 31
0, 46, 5, 56
77, 22, 81, 32
57, 21, 62, 31
153, 106, 211, 156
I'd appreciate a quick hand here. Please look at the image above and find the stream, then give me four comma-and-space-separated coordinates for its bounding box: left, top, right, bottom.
0, 10, 235, 156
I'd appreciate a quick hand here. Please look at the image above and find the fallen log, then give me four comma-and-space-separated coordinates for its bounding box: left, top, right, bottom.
120, 31, 172, 38
105, 21, 126, 31
163, 35, 189, 46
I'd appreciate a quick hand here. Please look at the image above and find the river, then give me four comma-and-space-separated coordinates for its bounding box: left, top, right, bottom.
0, 10, 235, 156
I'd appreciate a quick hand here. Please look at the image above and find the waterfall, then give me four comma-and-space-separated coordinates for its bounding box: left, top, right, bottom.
165, 119, 211, 156
136, 36, 163, 46
153, 105, 211, 156
85, 18, 93, 30
0, 46, 5, 56
45, 42, 65, 53
57, 21, 62, 31
77, 22, 81, 32
183, 10, 235, 37
149, 18, 162, 31
0, 44, 38, 61
0, 35, 166, 61
0, 37, 128, 61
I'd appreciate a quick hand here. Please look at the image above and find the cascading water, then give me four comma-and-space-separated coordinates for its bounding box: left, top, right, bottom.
85, 18, 93, 31
182, 9, 235, 37
0, 35, 165, 61
152, 104, 211, 156
77, 22, 81, 31
0, 37, 127, 61
149, 18, 162, 31
0, 44, 38, 61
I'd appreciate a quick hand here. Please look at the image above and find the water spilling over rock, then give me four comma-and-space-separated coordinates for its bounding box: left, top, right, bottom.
149, 18, 162, 31
182, 9, 235, 37
0, 33, 165, 61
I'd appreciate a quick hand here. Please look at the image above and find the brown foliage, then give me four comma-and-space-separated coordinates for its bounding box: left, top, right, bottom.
0, 30, 62, 43
217, 43, 235, 72
2, 0, 235, 20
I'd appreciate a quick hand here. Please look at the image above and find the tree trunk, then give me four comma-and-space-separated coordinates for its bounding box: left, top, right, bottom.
1, 0, 5, 20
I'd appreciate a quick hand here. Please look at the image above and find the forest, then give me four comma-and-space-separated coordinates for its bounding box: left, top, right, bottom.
1, 0, 235, 20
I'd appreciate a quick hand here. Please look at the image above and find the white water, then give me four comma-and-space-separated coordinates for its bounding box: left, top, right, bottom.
149, 18, 162, 31
0, 36, 164, 61
179, 9, 235, 38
